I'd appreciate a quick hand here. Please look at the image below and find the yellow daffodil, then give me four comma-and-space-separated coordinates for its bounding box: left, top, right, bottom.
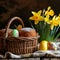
57, 14, 60, 22
48, 9, 54, 16
45, 6, 51, 15
45, 6, 54, 16
45, 9, 54, 16
44, 15, 50, 23
48, 16, 59, 30
56, 14, 60, 26
29, 10, 44, 24
50, 20, 59, 30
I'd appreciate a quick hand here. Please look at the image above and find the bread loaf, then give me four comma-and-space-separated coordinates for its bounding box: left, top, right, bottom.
19, 27, 37, 37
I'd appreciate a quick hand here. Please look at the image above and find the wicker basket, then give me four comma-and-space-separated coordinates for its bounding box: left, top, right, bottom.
0, 29, 12, 54
5, 17, 39, 55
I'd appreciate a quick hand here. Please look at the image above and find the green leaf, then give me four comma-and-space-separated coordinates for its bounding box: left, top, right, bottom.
54, 32, 60, 41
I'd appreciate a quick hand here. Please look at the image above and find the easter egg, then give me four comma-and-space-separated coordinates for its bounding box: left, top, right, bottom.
48, 42, 57, 50
16, 25, 22, 31
12, 29, 19, 37
39, 40, 48, 51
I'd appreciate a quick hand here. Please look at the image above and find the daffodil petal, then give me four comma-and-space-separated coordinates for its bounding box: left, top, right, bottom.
59, 22, 60, 26
38, 10, 42, 15
34, 20, 39, 24
52, 15, 56, 20
47, 6, 51, 11
49, 9, 54, 16
44, 15, 49, 22
39, 16, 44, 20
32, 11, 36, 15
29, 17, 33, 20
50, 25, 54, 30
45, 11, 49, 15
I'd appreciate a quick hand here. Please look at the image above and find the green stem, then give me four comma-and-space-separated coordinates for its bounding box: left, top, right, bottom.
54, 32, 60, 40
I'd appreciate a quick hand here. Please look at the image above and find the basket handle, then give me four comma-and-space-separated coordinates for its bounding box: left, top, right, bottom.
5, 17, 24, 38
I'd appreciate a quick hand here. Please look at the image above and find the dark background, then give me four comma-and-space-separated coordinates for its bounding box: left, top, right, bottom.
0, 0, 60, 34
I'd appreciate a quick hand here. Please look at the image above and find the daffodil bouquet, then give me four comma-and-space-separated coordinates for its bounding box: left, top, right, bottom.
29, 6, 60, 42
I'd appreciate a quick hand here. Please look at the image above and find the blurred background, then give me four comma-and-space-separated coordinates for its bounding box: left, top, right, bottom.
0, 0, 60, 36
